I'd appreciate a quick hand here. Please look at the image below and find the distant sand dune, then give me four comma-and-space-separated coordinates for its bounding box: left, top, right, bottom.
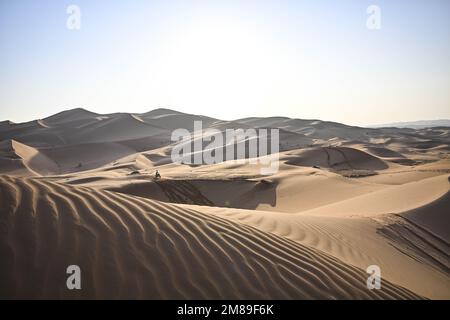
285, 147, 388, 171
11, 140, 59, 175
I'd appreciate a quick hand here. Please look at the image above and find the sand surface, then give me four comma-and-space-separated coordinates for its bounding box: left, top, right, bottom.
1, 108, 449, 299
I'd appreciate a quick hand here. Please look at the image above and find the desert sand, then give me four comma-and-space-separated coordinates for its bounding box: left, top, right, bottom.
0, 108, 449, 299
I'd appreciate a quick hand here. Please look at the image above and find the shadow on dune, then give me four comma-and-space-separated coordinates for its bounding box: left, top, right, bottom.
286, 147, 389, 171
107, 178, 280, 211
155, 178, 279, 210
376, 178, 450, 278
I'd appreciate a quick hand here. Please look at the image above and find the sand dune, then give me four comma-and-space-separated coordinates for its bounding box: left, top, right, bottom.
43, 108, 100, 125
235, 117, 374, 140
0, 140, 32, 176
403, 179, 450, 242
0, 176, 422, 299
199, 205, 450, 299
284, 146, 388, 171
11, 140, 59, 175
298, 174, 450, 217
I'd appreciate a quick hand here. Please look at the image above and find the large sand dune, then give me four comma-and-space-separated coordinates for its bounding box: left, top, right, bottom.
0, 176, 422, 299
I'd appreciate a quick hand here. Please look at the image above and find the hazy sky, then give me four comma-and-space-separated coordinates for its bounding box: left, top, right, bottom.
1, 0, 449, 125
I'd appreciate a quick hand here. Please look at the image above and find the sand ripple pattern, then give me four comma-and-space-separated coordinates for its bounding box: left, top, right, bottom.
0, 176, 421, 299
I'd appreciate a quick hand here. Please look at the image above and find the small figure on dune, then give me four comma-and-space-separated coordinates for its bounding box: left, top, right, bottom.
154, 169, 161, 180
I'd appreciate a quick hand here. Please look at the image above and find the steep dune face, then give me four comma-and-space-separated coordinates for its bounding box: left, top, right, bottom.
0, 176, 421, 299
38, 142, 137, 173
299, 174, 450, 217
11, 140, 59, 175
0, 139, 140, 176
285, 147, 388, 171
0, 140, 32, 176
403, 178, 450, 243
363, 146, 407, 159
201, 205, 450, 299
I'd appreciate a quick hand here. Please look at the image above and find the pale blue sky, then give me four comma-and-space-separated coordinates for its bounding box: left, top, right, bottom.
1, 0, 449, 125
